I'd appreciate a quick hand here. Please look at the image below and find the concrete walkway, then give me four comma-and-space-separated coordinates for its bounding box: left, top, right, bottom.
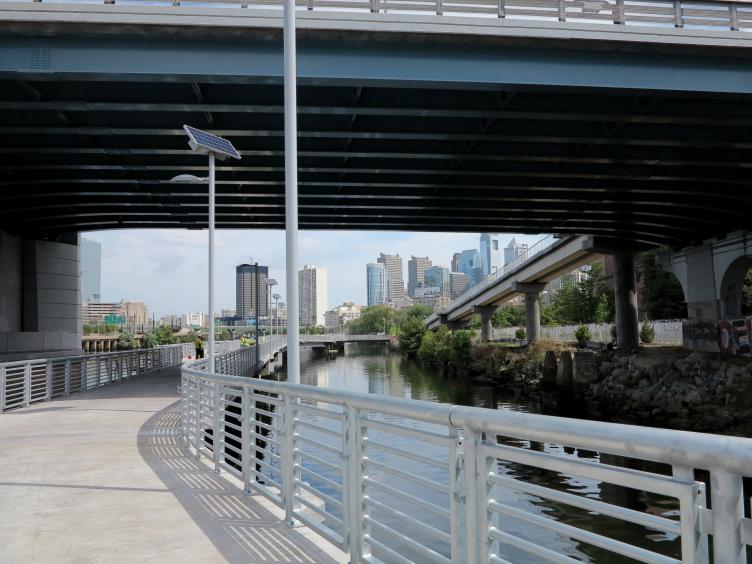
0, 369, 341, 564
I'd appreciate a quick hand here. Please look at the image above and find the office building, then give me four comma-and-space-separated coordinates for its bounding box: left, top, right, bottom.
459, 248, 483, 286
324, 302, 362, 328
182, 312, 207, 328
504, 238, 529, 266
450, 271, 470, 299
480, 233, 503, 277
366, 263, 386, 307
80, 237, 102, 303
236, 263, 269, 320
451, 252, 461, 273
377, 253, 405, 304
407, 255, 432, 298
414, 287, 450, 310
299, 264, 328, 327
122, 301, 149, 328
424, 266, 450, 296
82, 302, 122, 325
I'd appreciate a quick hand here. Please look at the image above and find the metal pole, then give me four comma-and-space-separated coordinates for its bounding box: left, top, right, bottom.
284, 0, 301, 384
208, 152, 216, 374
255, 262, 260, 369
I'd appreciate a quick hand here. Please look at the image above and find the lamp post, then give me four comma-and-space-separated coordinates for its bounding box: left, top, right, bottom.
266, 279, 278, 363
172, 126, 240, 374
273, 293, 281, 343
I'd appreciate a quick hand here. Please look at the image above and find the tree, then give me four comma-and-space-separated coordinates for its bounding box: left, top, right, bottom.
398, 316, 426, 357
551, 262, 614, 325
492, 305, 525, 327
154, 325, 177, 345
118, 332, 135, 350
140, 331, 159, 349
637, 251, 687, 319
348, 305, 399, 335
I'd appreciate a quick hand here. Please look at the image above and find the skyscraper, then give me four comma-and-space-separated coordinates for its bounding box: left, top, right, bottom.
459, 249, 483, 286
80, 237, 101, 303
424, 265, 450, 296
377, 253, 405, 304
480, 233, 503, 276
299, 264, 328, 327
366, 263, 386, 307
407, 255, 432, 298
451, 252, 462, 273
450, 271, 470, 298
504, 238, 529, 266
236, 263, 269, 320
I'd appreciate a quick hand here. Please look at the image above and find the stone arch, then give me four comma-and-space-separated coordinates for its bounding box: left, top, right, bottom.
719, 255, 752, 318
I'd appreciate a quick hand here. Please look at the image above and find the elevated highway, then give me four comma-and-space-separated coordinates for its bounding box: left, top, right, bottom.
426, 235, 602, 341
0, 0, 751, 246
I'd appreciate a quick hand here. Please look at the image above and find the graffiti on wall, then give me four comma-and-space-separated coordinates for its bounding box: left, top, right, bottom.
717, 317, 752, 356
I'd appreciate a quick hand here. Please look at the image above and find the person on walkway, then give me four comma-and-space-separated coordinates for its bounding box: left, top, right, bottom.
195, 338, 204, 359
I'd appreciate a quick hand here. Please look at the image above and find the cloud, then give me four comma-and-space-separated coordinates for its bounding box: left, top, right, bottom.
85, 229, 545, 317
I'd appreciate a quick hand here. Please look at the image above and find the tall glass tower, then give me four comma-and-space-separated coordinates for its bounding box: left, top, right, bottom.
80, 237, 101, 303
366, 263, 386, 307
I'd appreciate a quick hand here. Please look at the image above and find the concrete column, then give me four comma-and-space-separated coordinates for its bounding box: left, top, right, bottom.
512, 282, 545, 345
473, 306, 496, 342
524, 292, 541, 344
614, 252, 639, 350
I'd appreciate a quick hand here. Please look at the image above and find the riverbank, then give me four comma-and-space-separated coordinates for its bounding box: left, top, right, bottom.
426, 341, 752, 437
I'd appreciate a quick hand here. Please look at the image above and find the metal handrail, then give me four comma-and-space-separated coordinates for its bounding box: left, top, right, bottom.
181, 358, 752, 563
9, 0, 752, 33
0, 343, 189, 412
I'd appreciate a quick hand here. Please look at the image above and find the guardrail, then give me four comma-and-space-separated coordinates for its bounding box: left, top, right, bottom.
300, 334, 391, 342
181, 357, 752, 563
0, 343, 189, 413
14, 0, 752, 33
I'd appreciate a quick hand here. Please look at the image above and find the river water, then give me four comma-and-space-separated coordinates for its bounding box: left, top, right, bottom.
277, 342, 682, 562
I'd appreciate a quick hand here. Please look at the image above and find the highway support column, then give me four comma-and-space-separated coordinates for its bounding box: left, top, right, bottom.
614, 252, 639, 350
473, 306, 497, 342
513, 282, 546, 345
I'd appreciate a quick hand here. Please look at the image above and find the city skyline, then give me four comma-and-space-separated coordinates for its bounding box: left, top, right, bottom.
84, 229, 543, 317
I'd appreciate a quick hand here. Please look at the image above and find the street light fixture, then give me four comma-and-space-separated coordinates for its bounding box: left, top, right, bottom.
273, 293, 281, 342
173, 126, 240, 374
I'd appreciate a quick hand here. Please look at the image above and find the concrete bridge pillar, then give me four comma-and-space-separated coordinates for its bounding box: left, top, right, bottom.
614, 252, 640, 350
473, 306, 496, 342
513, 282, 545, 344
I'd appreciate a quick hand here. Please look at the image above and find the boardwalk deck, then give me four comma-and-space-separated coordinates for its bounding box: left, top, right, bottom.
0, 369, 343, 564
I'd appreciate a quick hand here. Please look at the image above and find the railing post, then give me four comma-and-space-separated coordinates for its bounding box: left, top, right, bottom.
282, 393, 299, 526
436, 0, 442, 16
344, 405, 369, 561
558, 0, 566, 21
194, 377, 202, 458
96, 357, 101, 387
241, 385, 252, 493
45, 362, 52, 401
673, 0, 684, 28
449, 426, 466, 561
673, 465, 709, 562
729, 3, 739, 30
24, 363, 31, 407
370, 0, 378, 13
613, 0, 624, 24
710, 469, 746, 563
212, 381, 222, 473
81, 359, 87, 392
64, 360, 70, 396
0, 365, 6, 413
463, 427, 491, 563
497, 0, 505, 18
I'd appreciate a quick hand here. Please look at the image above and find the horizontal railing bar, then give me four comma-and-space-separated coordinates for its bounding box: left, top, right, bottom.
295, 478, 344, 510
297, 450, 343, 473
297, 434, 343, 457
292, 510, 345, 550
294, 490, 344, 525
363, 516, 451, 563
295, 464, 344, 493
364, 496, 451, 544
298, 419, 342, 438
363, 477, 450, 519
364, 458, 449, 494
488, 527, 578, 563
488, 472, 681, 535
489, 502, 680, 564
362, 417, 451, 446
362, 534, 414, 564
363, 438, 446, 468
296, 402, 344, 420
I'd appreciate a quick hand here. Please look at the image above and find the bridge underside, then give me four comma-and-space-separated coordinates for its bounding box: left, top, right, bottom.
1, 23, 751, 247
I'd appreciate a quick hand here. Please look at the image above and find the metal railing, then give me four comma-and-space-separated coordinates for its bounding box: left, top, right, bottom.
12, 0, 752, 33
181, 357, 752, 563
300, 334, 391, 342
431, 234, 559, 321
192, 335, 286, 376
0, 343, 190, 413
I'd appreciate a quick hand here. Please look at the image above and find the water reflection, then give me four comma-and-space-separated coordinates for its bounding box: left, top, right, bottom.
280, 343, 684, 562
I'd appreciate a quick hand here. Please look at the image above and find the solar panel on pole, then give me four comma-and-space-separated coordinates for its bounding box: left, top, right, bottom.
183, 125, 241, 160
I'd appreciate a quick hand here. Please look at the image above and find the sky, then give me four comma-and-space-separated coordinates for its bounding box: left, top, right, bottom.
84, 229, 544, 318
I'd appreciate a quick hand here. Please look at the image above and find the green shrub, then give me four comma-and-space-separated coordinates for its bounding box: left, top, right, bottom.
398, 316, 427, 357
640, 323, 655, 344
574, 325, 592, 345
610, 324, 617, 343
515, 327, 526, 340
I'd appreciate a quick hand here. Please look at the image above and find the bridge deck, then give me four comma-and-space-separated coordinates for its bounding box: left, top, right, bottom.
0, 369, 342, 563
